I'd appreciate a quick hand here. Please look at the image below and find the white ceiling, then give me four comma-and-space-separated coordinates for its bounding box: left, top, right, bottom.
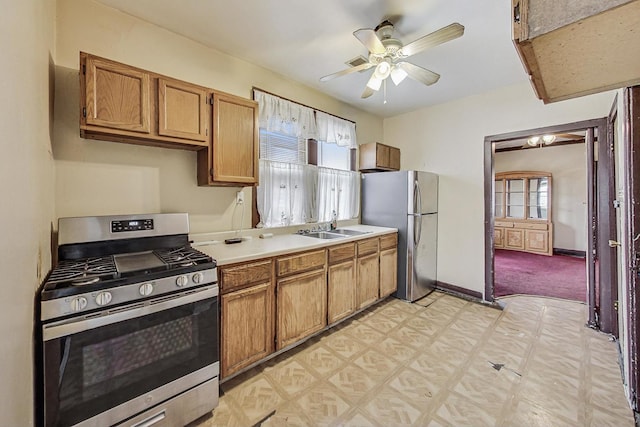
95, 0, 530, 118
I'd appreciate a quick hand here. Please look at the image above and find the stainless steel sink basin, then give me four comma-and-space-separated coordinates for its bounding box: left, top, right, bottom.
329, 229, 371, 236
300, 231, 347, 240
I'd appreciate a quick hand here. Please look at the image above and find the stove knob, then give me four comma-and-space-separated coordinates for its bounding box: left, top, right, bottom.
70, 296, 88, 312
95, 291, 112, 306
192, 272, 204, 284
176, 275, 189, 287
139, 283, 154, 296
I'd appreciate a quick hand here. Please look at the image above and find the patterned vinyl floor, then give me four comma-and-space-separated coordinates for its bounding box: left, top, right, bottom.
193, 292, 634, 426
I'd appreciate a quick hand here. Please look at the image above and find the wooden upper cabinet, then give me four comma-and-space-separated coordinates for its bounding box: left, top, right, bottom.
359, 142, 400, 172
210, 92, 259, 185
80, 52, 208, 150
512, 0, 640, 103
84, 55, 150, 133
158, 77, 207, 141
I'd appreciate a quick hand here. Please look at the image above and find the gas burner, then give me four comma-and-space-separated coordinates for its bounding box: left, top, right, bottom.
71, 276, 101, 286
154, 246, 211, 268
46, 257, 117, 286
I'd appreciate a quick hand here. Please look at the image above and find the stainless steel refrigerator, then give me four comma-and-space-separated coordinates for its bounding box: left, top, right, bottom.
361, 170, 438, 302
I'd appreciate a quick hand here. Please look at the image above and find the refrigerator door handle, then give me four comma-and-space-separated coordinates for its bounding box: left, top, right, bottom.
415, 180, 423, 215
413, 179, 422, 246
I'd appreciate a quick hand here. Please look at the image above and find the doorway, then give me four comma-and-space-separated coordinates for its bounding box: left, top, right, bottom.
484, 118, 618, 334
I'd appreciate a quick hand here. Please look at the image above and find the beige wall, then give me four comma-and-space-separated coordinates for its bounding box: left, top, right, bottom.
0, 0, 56, 425
495, 144, 587, 251
384, 82, 615, 296
54, 0, 383, 233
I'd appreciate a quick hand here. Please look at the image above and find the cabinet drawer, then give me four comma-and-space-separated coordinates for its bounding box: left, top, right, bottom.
328, 243, 355, 265
357, 238, 379, 257
379, 233, 397, 250
220, 259, 272, 292
518, 222, 548, 230
277, 249, 326, 277
495, 221, 514, 228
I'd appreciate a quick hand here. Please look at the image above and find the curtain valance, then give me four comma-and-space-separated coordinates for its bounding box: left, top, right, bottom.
254, 90, 316, 139
315, 111, 357, 148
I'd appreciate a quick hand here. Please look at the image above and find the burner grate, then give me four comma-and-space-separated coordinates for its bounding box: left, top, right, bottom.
154, 246, 211, 268
47, 257, 117, 286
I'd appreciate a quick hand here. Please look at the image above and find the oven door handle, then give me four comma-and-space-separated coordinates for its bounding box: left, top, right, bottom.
43, 286, 218, 341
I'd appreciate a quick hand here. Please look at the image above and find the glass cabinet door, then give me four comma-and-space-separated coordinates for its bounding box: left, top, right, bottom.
505, 178, 525, 218
528, 177, 549, 219
494, 180, 504, 217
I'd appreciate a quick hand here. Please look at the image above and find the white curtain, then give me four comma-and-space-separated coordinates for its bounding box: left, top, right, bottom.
317, 167, 360, 222
315, 111, 357, 148
257, 160, 317, 227
254, 90, 316, 139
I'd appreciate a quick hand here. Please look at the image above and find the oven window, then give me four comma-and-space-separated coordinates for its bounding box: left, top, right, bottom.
44, 296, 218, 427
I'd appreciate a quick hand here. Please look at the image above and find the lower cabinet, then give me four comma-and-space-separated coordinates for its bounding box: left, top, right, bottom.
220, 281, 275, 378
276, 269, 327, 349
356, 237, 380, 309
379, 247, 398, 298
494, 227, 505, 248
327, 243, 356, 325
219, 232, 398, 380
525, 229, 549, 254
504, 228, 525, 250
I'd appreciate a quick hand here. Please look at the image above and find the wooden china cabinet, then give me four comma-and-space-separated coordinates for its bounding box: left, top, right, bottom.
494, 171, 553, 256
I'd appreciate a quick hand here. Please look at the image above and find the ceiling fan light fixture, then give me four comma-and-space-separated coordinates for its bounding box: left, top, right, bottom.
374, 60, 391, 80
366, 76, 383, 91
390, 65, 408, 85
542, 134, 556, 144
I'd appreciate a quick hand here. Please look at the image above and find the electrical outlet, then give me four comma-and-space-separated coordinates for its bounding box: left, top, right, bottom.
236, 191, 244, 204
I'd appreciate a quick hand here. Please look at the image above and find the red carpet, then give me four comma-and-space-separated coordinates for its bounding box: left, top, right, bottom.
494, 249, 587, 302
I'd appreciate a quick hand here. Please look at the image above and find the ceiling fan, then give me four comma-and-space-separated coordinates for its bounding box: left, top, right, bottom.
320, 20, 464, 99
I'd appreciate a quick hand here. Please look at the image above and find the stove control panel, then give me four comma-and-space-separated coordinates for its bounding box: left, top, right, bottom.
111, 219, 154, 233
41, 268, 218, 321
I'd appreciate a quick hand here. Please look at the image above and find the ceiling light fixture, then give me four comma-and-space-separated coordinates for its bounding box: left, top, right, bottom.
527, 134, 556, 147
390, 65, 408, 85
527, 136, 541, 147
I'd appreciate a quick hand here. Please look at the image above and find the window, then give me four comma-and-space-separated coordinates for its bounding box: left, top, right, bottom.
317, 140, 351, 170
253, 90, 360, 228
259, 129, 306, 164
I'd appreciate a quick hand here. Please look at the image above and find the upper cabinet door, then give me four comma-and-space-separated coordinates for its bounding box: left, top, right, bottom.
158, 78, 207, 141
211, 93, 259, 184
84, 56, 150, 133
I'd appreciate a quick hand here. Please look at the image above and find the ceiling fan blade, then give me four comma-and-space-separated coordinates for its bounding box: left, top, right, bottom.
353, 28, 386, 55
319, 62, 373, 82
361, 86, 375, 99
398, 62, 440, 86
401, 23, 465, 57
555, 133, 585, 140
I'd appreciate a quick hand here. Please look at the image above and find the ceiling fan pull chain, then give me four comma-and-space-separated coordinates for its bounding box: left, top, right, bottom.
383, 79, 387, 104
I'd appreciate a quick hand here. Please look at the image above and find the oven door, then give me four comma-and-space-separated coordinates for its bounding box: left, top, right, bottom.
42, 286, 219, 427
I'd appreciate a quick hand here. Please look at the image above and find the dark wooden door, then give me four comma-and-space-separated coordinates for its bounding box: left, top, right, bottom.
624, 85, 640, 411
596, 104, 619, 335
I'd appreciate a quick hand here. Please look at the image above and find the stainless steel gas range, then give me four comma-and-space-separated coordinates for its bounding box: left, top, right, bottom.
39, 213, 219, 427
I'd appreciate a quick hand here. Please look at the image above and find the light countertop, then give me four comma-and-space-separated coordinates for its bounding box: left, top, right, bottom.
192, 225, 397, 266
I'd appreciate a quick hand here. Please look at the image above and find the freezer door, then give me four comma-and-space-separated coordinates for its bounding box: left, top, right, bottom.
406, 213, 437, 301
408, 171, 438, 214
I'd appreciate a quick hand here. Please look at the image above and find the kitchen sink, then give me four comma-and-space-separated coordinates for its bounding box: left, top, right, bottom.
299, 231, 347, 240
329, 229, 371, 236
